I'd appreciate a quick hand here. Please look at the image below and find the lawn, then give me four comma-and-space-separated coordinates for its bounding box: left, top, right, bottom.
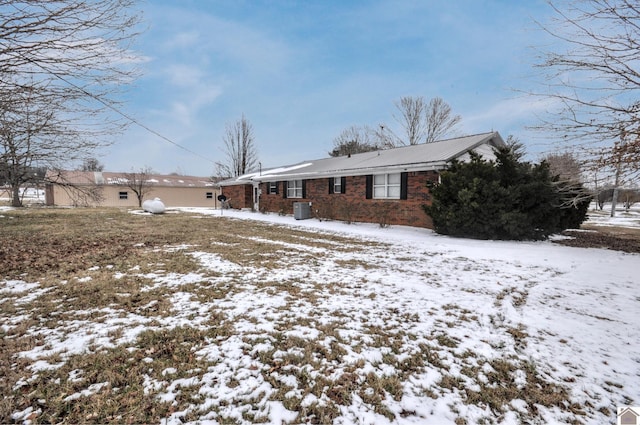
1, 207, 638, 424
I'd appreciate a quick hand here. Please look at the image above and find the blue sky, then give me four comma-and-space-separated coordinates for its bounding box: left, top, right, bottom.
107, 0, 556, 176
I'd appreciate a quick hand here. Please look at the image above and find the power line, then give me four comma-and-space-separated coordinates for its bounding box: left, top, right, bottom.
17, 55, 217, 166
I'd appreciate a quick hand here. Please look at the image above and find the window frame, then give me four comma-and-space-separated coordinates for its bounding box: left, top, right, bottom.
333, 177, 342, 194
286, 180, 303, 198
206, 192, 213, 199
118, 191, 128, 200
373, 173, 401, 199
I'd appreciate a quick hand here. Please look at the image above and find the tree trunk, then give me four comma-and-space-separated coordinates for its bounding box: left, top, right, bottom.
610, 187, 619, 217
610, 156, 622, 217
11, 185, 22, 207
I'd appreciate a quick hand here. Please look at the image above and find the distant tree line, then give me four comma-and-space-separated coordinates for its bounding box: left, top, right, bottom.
594, 188, 640, 212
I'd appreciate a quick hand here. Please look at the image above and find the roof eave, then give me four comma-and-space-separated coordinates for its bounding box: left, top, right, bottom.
238, 162, 448, 183
219, 132, 504, 185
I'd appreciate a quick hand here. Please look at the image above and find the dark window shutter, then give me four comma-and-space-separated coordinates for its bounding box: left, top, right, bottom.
365, 175, 373, 199
341, 177, 346, 194
266, 183, 271, 195
283, 181, 287, 198
400, 172, 408, 200
302, 180, 307, 198
328, 178, 334, 194
274, 181, 279, 195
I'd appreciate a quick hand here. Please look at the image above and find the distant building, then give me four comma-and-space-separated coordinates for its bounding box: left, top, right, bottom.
45, 170, 220, 208
219, 132, 505, 228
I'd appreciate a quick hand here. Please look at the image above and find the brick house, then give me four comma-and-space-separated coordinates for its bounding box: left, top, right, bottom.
219, 132, 505, 228
45, 170, 220, 208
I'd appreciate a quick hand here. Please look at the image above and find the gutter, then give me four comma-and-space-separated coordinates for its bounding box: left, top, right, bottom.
221, 162, 449, 185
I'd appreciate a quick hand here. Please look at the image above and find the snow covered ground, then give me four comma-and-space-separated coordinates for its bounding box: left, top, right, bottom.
583, 203, 640, 230
2, 205, 639, 424
0, 187, 45, 205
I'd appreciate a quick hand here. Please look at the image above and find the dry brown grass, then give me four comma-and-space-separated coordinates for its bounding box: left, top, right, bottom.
581, 223, 640, 238
0, 207, 579, 424
7, 325, 228, 424
462, 359, 571, 416
0, 208, 388, 423
0, 208, 382, 280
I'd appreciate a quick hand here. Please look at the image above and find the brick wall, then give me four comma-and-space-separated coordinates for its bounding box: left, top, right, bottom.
221, 184, 253, 209
256, 171, 439, 228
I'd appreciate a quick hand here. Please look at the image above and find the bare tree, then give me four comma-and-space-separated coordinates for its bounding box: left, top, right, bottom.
543, 152, 584, 183
595, 187, 614, 210
0, 88, 65, 206
595, 133, 638, 216
329, 125, 380, 157
424, 97, 462, 144
371, 124, 399, 149
80, 158, 105, 172
533, 0, 640, 214
394, 96, 427, 145
124, 167, 154, 207
0, 0, 142, 206
619, 188, 640, 212
381, 96, 462, 146
1, 0, 141, 95
215, 115, 259, 178
543, 151, 593, 208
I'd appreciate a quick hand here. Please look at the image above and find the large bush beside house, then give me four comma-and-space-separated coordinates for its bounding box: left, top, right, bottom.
424, 148, 591, 240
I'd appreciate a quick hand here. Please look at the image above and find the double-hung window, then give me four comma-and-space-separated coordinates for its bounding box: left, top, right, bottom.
373, 173, 401, 199
287, 180, 303, 198
268, 181, 278, 194
119, 191, 128, 200
329, 177, 346, 194
333, 177, 342, 194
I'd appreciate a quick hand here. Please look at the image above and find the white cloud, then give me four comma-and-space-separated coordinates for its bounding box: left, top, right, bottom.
146, 61, 223, 128
164, 64, 206, 87
168, 102, 191, 127
462, 95, 558, 133
155, 82, 221, 128
149, 5, 292, 76
164, 31, 200, 50
192, 84, 222, 108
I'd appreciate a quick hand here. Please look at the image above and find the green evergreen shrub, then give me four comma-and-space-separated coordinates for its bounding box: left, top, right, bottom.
424, 148, 590, 240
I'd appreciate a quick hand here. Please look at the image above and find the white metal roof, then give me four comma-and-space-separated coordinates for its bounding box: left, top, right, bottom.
220, 132, 505, 185
46, 170, 216, 187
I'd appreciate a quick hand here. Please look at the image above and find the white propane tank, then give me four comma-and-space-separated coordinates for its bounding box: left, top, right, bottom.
142, 197, 166, 214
